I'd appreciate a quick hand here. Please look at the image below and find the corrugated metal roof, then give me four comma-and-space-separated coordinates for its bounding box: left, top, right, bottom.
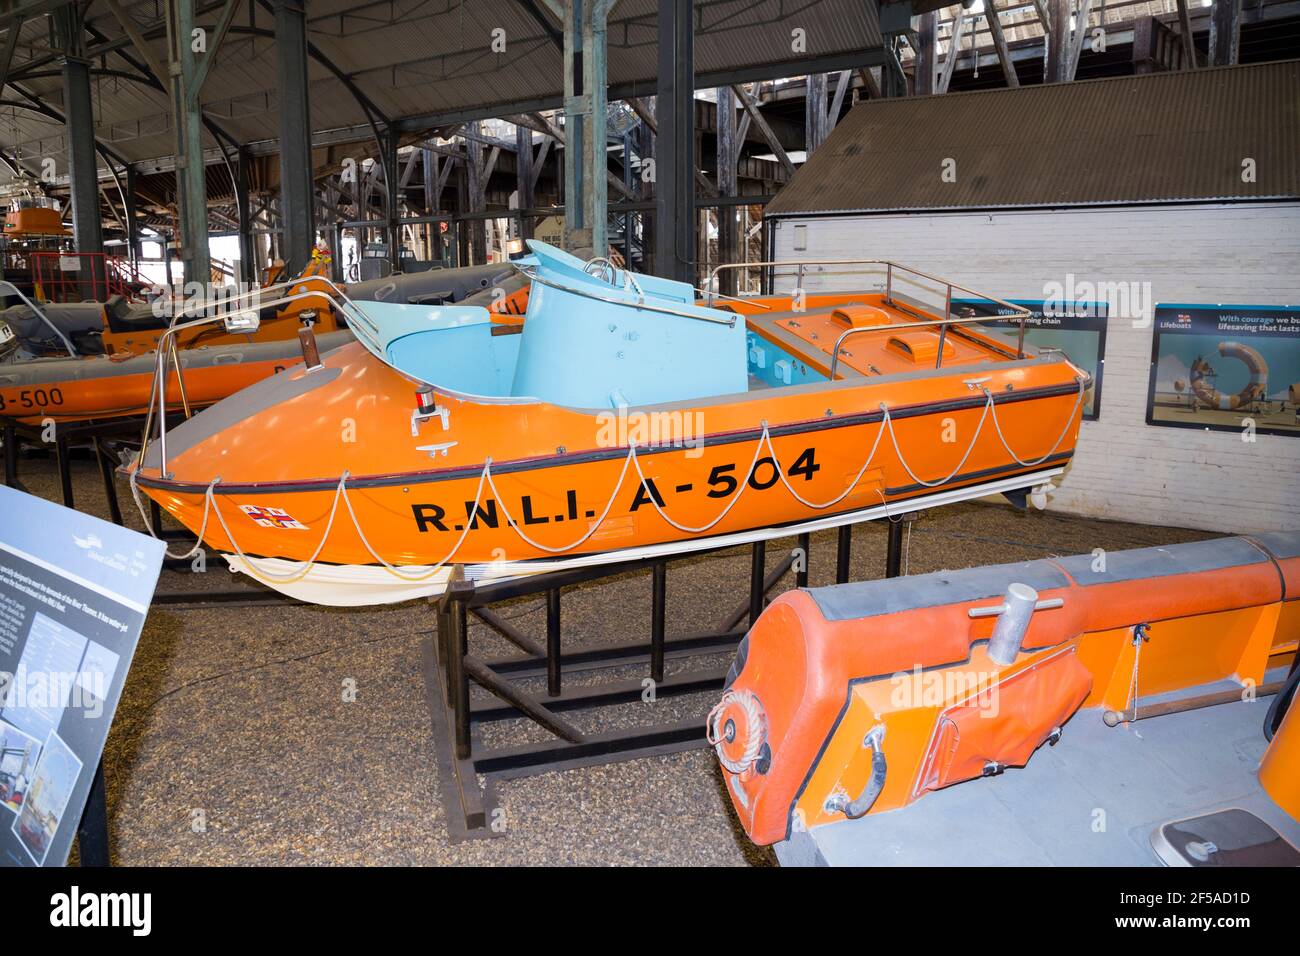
1, 0, 882, 168
765, 59, 1300, 216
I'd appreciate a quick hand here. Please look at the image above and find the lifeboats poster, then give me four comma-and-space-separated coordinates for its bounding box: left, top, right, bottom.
951, 298, 1106, 420
0, 484, 164, 865
1147, 304, 1300, 438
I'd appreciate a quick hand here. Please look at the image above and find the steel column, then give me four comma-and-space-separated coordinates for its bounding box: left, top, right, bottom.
1045, 0, 1071, 83
515, 124, 534, 243
163, 0, 210, 285
655, 0, 694, 283
804, 73, 829, 152
273, 0, 315, 276
715, 85, 738, 296
381, 126, 401, 271
464, 123, 486, 264
561, 0, 609, 255
124, 166, 142, 268
59, 55, 103, 256
236, 149, 257, 285
1209, 0, 1242, 65
915, 11, 938, 95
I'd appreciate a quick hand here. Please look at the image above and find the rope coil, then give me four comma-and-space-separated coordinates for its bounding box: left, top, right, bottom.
707, 688, 767, 775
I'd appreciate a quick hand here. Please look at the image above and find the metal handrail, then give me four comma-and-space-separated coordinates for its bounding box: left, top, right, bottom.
139, 282, 376, 478
705, 258, 1032, 377
513, 263, 737, 327
0, 280, 76, 356
150, 273, 339, 323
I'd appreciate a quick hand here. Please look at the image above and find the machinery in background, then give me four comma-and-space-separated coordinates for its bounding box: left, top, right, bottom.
711, 533, 1300, 865
0, 178, 71, 303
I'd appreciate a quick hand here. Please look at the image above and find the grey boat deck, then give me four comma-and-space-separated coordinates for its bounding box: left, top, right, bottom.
777, 682, 1299, 867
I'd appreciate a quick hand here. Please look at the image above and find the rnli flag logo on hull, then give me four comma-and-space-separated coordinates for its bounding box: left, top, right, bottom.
240, 505, 308, 530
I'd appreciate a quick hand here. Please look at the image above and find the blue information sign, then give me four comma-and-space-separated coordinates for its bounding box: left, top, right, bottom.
0, 485, 164, 866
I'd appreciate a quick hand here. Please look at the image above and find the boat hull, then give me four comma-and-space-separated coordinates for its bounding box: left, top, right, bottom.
129, 339, 1086, 604
0, 331, 353, 424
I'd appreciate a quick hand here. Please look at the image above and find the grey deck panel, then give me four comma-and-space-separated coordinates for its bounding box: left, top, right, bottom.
806, 559, 1070, 622
777, 693, 1298, 867
1054, 536, 1268, 587
1250, 530, 1300, 562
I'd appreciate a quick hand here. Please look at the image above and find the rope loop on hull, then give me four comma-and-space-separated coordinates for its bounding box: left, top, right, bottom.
983, 377, 1086, 468
129, 376, 1085, 583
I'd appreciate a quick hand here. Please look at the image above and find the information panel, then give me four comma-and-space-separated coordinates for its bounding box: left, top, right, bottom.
0, 485, 164, 865
951, 298, 1107, 420
1147, 304, 1300, 438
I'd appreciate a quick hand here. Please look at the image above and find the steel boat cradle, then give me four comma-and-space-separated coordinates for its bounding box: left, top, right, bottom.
124, 241, 1091, 607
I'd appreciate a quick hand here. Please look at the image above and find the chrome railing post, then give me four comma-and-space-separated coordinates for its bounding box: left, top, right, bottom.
885, 263, 893, 304
936, 283, 952, 369
156, 329, 170, 478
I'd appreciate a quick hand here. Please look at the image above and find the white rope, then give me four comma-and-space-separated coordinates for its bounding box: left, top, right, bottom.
883, 393, 992, 489
128, 466, 216, 560
485, 446, 635, 553
208, 474, 350, 585
706, 688, 766, 775
135, 376, 1085, 583
984, 377, 1086, 467
337, 463, 491, 581
628, 425, 768, 534
762, 417, 886, 510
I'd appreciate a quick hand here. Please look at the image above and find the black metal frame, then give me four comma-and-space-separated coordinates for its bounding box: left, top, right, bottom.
426, 515, 913, 839
1, 414, 299, 607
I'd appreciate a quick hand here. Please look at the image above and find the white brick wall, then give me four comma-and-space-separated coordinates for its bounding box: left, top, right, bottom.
772, 203, 1300, 533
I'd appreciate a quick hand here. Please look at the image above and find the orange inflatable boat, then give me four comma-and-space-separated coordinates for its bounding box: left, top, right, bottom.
0, 281, 350, 426
711, 533, 1300, 865
125, 242, 1088, 606
0, 263, 528, 427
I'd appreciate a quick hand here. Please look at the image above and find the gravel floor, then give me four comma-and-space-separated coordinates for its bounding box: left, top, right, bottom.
6, 446, 1217, 866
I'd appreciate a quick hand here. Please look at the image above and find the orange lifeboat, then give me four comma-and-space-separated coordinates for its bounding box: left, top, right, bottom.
0, 263, 527, 426
124, 242, 1090, 606
711, 533, 1300, 862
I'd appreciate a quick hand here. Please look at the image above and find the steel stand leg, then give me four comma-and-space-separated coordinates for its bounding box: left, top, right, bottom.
546, 587, 561, 697
56, 435, 74, 508
886, 518, 905, 578
650, 561, 666, 683
95, 439, 124, 526
836, 524, 853, 584
149, 499, 163, 536
76, 761, 110, 867
748, 539, 766, 626
448, 583, 472, 759
2, 423, 18, 488
437, 600, 453, 692
796, 531, 811, 588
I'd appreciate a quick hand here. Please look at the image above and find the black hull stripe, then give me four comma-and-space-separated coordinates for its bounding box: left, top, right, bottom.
130, 380, 1082, 496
